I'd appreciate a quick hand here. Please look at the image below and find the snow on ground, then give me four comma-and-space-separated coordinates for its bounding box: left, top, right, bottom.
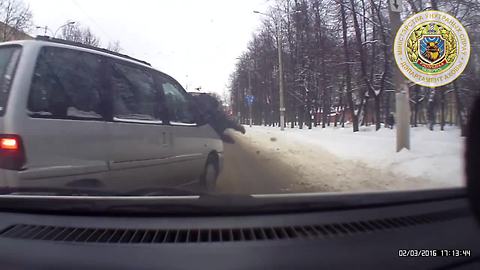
242, 124, 464, 192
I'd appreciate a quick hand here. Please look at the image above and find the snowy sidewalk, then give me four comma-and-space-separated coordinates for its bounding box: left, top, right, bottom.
241, 125, 464, 192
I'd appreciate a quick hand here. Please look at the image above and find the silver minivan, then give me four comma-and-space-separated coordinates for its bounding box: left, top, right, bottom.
0, 38, 223, 194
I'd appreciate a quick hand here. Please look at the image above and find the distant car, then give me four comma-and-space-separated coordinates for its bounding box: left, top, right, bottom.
0, 37, 223, 193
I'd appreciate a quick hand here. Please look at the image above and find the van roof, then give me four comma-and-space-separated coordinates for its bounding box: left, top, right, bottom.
0, 37, 151, 67
37, 36, 151, 66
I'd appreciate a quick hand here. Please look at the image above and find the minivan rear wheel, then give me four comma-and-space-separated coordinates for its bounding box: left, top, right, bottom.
200, 154, 219, 192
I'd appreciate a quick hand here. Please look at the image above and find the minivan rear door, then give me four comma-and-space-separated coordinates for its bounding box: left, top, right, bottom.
105, 59, 176, 190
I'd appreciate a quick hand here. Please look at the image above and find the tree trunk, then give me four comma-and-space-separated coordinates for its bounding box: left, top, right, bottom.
375, 94, 381, 130
335, 90, 344, 128
453, 81, 467, 136
449, 91, 453, 126
440, 90, 445, 131
298, 103, 305, 129
349, 0, 372, 121
322, 97, 327, 128
428, 89, 436, 131
384, 91, 390, 126
307, 103, 312, 129
290, 98, 296, 128
340, 0, 358, 132
413, 85, 420, 127
362, 98, 369, 126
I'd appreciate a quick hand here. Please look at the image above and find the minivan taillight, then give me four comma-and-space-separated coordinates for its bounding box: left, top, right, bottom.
1, 138, 18, 150
0, 135, 25, 170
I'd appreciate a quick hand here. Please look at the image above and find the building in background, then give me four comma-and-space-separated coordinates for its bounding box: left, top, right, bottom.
0, 21, 32, 42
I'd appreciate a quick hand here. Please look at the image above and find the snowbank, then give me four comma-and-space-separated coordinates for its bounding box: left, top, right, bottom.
244, 125, 464, 190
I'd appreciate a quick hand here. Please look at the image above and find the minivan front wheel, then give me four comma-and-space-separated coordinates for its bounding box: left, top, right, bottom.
200, 154, 219, 192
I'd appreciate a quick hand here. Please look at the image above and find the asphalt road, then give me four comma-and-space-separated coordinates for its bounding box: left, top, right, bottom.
215, 131, 313, 195
214, 127, 447, 195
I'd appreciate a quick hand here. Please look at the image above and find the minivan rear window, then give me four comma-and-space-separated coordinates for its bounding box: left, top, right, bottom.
0, 46, 21, 116
28, 46, 105, 120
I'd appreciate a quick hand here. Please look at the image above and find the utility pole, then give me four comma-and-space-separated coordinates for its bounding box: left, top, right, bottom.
35, 26, 50, 36
388, 0, 410, 151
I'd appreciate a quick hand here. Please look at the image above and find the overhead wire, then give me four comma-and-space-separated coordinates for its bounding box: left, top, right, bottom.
69, 0, 116, 46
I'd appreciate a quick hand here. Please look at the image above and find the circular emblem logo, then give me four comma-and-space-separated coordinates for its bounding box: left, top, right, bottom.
394, 10, 470, 88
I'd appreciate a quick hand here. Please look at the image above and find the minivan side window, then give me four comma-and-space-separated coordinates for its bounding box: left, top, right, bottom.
28, 47, 104, 119
110, 60, 162, 122
158, 75, 195, 125
0, 46, 21, 116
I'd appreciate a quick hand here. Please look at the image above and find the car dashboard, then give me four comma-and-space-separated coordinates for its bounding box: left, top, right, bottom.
0, 188, 478, 270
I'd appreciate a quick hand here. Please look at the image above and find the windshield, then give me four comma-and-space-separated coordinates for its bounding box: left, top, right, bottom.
0, 0, 476, 203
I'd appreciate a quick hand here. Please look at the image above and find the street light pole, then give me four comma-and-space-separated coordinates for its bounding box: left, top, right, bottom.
236, 80, 241, 121
54, 21, 76, 38
388, 1, 410, 151
247, 67, 253, 127
276, 22, 285, 131
254, 10, 286, 130
35, 26, 54, 36
36, 21, 76, 38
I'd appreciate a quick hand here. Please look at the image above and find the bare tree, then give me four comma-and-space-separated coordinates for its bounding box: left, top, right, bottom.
107, 40, 122, 52
0, 0, 32, 41
340, 0, 358, 132
229, 0, 480, 132
58, 22, 100, 47
81, 27, 100, 47
60, 23, 82, 43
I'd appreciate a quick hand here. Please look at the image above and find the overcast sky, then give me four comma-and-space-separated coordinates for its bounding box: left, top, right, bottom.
24, 0, 270, 96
